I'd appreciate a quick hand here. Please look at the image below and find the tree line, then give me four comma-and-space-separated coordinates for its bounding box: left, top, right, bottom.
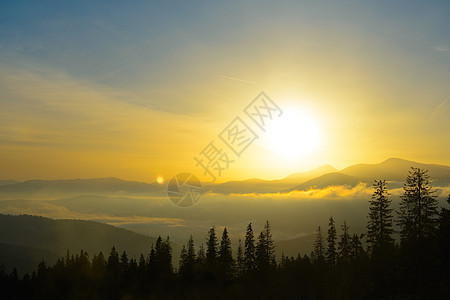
1, 167, 449, 299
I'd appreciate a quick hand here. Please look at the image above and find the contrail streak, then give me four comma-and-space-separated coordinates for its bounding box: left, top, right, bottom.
217, 74, 259, 85
430, 95, 449, 121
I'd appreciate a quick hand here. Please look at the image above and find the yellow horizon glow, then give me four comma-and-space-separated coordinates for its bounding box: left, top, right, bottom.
0, 53, 449, 183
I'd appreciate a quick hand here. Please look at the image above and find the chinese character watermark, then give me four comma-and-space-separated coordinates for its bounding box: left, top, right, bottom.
167, 92, 282, 207
167, 173, 202, 207
245, 92, 283, 131
194, 141, 235, 182
219, 117, 258, 157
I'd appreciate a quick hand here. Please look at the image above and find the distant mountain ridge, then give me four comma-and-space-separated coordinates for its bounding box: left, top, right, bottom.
340, 158, 450, 187
0, 158, 449, 197
291, 172, 360, 191
0, 180, 19, 186
209, 164, 337, 194
0, 177, 163, 199
214, 158, 450, 193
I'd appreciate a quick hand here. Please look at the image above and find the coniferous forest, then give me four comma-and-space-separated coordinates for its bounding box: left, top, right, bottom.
1, 167, 450, 299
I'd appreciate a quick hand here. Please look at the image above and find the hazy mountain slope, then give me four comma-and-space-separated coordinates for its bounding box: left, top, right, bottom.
212, 164, 337, 194
1, 159, 447, 198
0, 180, 19, 186
214, 159, 450, 194
340, 158, 450, 187
51, 195, 156, 215
202, 179, 267, 194
0, 214, 177, 261
291, 172, 361, 191
0, 177, 162, 199
275, 164, 338, 184
0, 242, 60, 275
276, 233, 317, 258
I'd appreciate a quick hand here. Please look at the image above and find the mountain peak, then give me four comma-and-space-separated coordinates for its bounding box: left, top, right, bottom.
315, 164, 338, 172
381, 157, 414, 164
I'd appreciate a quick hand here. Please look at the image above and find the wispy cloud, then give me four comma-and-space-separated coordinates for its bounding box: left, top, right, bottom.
0, 62, 208, 180
220, 183, 450, 201
0, 200, 185, 226
217, 74, 259, 85
431, 45, 449, 52
430, 95, 449, 121
102, 216, 185, 227
225, 183, 373, 200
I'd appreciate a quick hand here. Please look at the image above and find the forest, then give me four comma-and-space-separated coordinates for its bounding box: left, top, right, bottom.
1, 167, 449, 299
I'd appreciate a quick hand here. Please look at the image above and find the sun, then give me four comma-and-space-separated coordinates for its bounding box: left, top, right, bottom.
156, 175, 164, 184
262, 106, 321, 159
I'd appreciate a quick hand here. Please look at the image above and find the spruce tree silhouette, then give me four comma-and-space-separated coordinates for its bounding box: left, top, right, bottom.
244, 222, 256, 273
205, 226, 218, 278
367, 179, 396, 298
398, 168, 439, 244
218, 227, 234, 279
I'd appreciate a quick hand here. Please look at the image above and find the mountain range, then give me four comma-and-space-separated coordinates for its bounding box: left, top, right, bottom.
211, 158, 450, 193
1, 158, 449, 198
0, 177, 162, 199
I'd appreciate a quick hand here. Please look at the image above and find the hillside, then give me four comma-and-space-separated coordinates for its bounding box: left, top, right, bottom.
0, 180, 18, 186
0, 242, 60, 275
291, 172, 361, 191
0, 178, 163, 199
211, 164, 338, 194
1, 159, 448, 198
340, 158, 450, 187
0, 214, 181, 274
275, 233, 317, 258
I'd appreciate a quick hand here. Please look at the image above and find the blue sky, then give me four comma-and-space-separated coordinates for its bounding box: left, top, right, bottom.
2, 1, 448, 96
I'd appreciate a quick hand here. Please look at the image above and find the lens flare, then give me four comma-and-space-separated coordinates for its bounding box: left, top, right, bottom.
156, 175, 164, 184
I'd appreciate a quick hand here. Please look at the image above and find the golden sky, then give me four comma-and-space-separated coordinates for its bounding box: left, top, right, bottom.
0, 1, 449, 183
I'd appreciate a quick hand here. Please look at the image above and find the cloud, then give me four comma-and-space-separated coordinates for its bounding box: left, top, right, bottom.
210, 183, 447, 202
430, 95, 449, 121
101, 216, 185, 227
439, 185, 450, 198
0, 62, 209, 180
217, 74, 259, 85
431, 45, 449, 52
2, 186, 448, 243
224, 182, 373, 200
0, 200, 185, 227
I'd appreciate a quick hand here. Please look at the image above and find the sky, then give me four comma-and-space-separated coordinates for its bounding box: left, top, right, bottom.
0, 0, 449, 183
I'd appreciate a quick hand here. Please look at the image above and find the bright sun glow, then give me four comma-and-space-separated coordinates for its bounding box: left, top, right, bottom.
263, 106, 321, 159
156, 175, 164, 184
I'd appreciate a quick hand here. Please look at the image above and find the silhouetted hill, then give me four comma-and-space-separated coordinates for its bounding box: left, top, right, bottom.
0, 159, 448, 198
212, 159, 450, 193
0, 177, 163, 199
0, 242, 60, 275
0, 214, 181, 274
276, 233, 317, 258
0, 180, 19, 186
51, 195, 154, 215
291, 172, 361, 191
207, 178, 267, 194
340, 158, 450, 188
211, 164, 337, 194
278, 164, 338, 183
